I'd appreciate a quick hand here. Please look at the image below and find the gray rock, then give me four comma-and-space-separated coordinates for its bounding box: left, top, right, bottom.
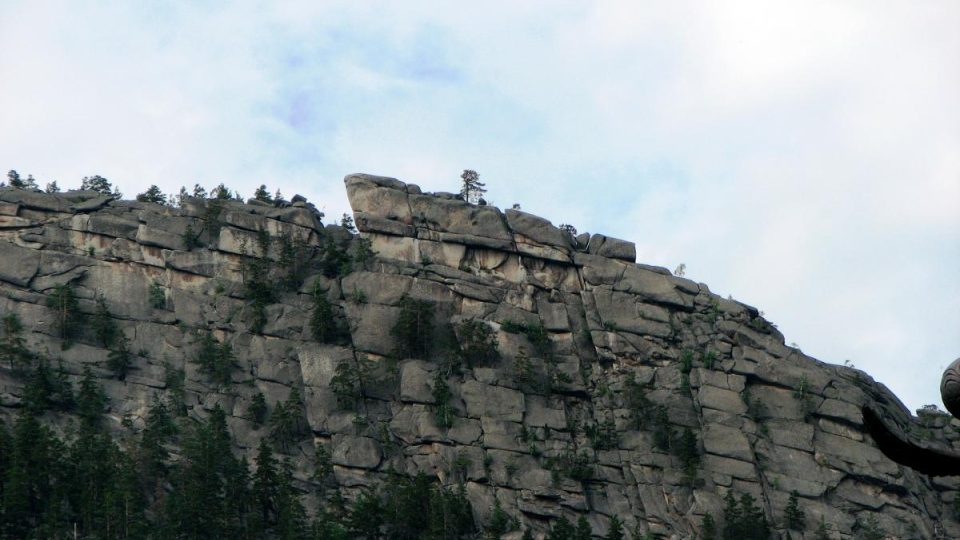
399, 361, 435, 403
332, 435, 382, 469
460, 381, 525, 422
0, 242, 40, 286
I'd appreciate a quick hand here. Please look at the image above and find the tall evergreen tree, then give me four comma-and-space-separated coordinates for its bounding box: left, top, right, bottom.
136, 185, 167, 204
459, 169, 486, 204
607, 516, 625, 540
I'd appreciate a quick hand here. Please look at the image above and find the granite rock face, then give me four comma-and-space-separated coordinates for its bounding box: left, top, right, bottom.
0, 179, 959, 539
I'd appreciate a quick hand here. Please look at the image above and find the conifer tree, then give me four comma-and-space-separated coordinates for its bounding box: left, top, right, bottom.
81, 174, 115, 195
254, 184, 273, 203
136, 185, 167, 204
46, 282, 81, 344
254, 439, 279, 530
459, 169, 486, 204
784, 491, 805, 531
575, 515, 592, 540
607, 516, 625, 540
1, 312, 31, 371
547, 516, 576, 540
276, 459, 308, 540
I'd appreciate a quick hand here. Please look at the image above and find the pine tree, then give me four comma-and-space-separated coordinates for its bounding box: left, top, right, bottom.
547, 516, 577, 540
784, 491, 805, 531
814, 518, 831, 540
311, 284, 345, 344
249, 391, 269, 424
702, 513, 717, 539
139, 397, 177, 481
459, 169, 486, 204
391, 295, 434, 358
81, 174, 115, 195
275, 459, 308, 539
575, 515, 592, 540
93, 295, 120, 348
1, 312, 31, 371
136, 185, 167, 204
607, 515, 625, 540
253, 439, 279, 529
254, 185, 273, 203
7, 169, 23, 188
46, 282, 81, 343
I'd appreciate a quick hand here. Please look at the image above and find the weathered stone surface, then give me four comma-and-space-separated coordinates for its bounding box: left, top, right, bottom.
0, 242, 40, 286
399, 360, 435, 404
586, 234, 636, 263
332, 435, 382, 469
0, 179, 954, 540
461, 381, 524, 422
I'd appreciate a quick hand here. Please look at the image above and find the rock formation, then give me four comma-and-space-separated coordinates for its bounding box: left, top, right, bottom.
0, 174, 958, 538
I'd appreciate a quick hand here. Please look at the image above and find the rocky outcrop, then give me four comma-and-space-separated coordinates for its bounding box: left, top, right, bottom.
0, 178, 958, 539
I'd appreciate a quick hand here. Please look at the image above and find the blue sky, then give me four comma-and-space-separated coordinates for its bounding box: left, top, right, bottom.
1, 1, 957, 413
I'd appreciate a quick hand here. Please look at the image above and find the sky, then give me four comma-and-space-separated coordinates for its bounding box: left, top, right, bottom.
1, 1, 957, 413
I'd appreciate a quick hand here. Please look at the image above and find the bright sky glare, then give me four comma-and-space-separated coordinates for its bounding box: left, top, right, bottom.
1, 1, 957, 413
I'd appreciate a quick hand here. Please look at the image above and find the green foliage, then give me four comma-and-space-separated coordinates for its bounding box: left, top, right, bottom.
254, 184, 273, 203
107, 334, 134, 380
456, 318, 499, 367
249, 391, 269, 424
140, 397, 177, 480
330, 358, 363, 411
432, 371, 455, 429
814, 518, 832, 540
23, 360, 75, 414
210, 182, 236, 200
46, 282, 81, 344
485, 497, 513, 538
793, 375, 816, 421
744, 389, 769, 436
350, 236, 376, 271
722, 491, 770, 540
277, 232, 313, 291
391, 295, 434, 359
703, 350, 717, 370
702, 513, 717, 539
182, 222, 202, 250
92, 295, 120, 348
311, 282, 348, 344
0, 312, 31, 371
625, 373, 653, 430
585, 417, 619, 451
320, 238, 352, 278
854, 515, 885, 540
651, 405, 672, 452
575, 516, 592, 540
136, 185, 167, 204
163, 361, 187, 416
149, 281, 166, 309
676, 427, 701, 484
241, 236, 276, 334
459, 169, 486, 204
546, 449, 593, 483
193, 331, 236, 385
270, 388, 309, 453
80, 174, 115, 195
344, 472, 474, 540
783, 491, 805, 531
313, 443, 336, 495
546, 516, 577, 540
607, 515, 625, 540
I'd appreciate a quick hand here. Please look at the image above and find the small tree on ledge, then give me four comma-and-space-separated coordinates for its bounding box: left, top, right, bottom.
459, 169, 486, 204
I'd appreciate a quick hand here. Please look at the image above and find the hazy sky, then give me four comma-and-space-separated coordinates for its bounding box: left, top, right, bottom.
1, 1, 957, 412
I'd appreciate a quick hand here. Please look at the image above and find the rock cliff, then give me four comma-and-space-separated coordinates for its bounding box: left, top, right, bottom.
0, 174, 957, 538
